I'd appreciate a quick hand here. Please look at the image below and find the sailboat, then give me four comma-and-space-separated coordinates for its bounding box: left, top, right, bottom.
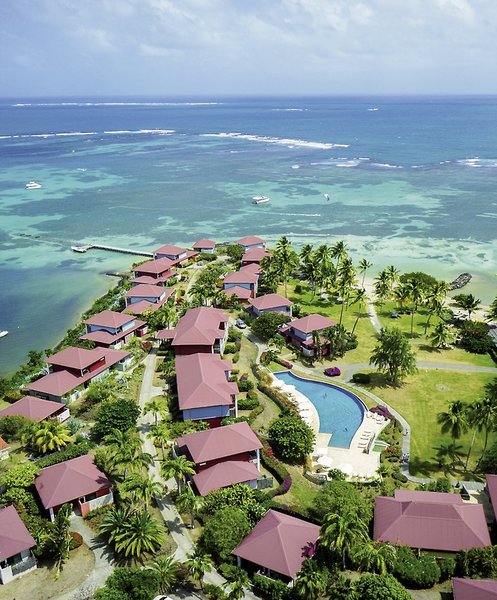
324, 193, 331, 202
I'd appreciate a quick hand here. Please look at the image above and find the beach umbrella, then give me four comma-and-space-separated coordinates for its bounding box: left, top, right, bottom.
338, 463, 354, 475
317, 455, 334, 468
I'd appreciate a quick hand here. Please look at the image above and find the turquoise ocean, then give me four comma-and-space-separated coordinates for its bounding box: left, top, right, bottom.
1, 96, 497, 374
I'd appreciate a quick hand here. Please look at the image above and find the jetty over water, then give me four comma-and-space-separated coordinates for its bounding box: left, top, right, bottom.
76, 243, 153, 257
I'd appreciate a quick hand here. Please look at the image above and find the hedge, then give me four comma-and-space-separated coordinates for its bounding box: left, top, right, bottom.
237, 379, 255, 392
238, 396, 260, 410
36, 440, 94, 468
392, 470, 408, 483
260, 441, 292, 497
393, 547, 441, 589
253, 574, 292, 600
352, 372, 371, 384
251, 364, 298, 416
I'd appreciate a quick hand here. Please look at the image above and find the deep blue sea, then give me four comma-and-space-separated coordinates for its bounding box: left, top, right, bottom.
1, 96, 497, 374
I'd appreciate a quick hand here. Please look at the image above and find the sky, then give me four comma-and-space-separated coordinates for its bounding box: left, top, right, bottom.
1, 0, 497, 97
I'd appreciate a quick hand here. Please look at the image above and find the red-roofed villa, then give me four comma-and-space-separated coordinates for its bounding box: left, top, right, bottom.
154, 243, 197, 265
241, 247, 271, 266
280, 314, 336, 357
35, 454, 113, 521
132, 257, 176, 285
124, 284, 174, 315
0, 396, 70, 424
235, 236, 266, 250
248, 293, 293, 317
232, 509, 320, 582
374, 489, 491, 552
0, 506, 37, 584
193, 239, 216, 253
223, 266, 260, 299
453, 577, 497, 600
80, 310, 146, 348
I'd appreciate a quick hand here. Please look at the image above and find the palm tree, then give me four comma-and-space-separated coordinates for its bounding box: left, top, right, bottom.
374, 271, 391, 310
475, 395, 497, 469
384, 265, 400, 289
119, 473, 163, 506
176, 486, 203, 528
485, 296, 497, 322
161, 455, 196, 494
331, 240, 348, 271
48, 503, 73, 579
314, 244, 334, 291
320, 511, 369, 570
454, 293, 481, 320
23, 421, 72, 455
104, 428, 142, 452
143, 397, 169, 426
393, 283, 411, 313
430, 321, 453, 349
113, 509, 164, 560
351, 288, 367, 335
185, 548, 213, 590
294, 559, 326, 600
147, 555, 180, 594
275, 235, 298, 297
223, 568, 250, 600
465, 400, 486, 470
406, 278, 424, 338
438, 400, 469, 467
351, 541, 397, 575
106, 432, 153, 480
299, 243, 314, 268
149, 421, 170, 460
99, 505, 132, 544
358, 258, 373, 288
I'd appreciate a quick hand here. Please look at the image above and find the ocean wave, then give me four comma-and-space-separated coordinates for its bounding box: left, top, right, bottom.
11, 102, 220, 107
311, 157, 369, 167
103, 129, 174, 135
370, 162, 403, 169
271, 108, 307, 112
200, 132, 347, 150
267, 212, 321, 217
457, 158, 497, 168
0, 129, 175, 140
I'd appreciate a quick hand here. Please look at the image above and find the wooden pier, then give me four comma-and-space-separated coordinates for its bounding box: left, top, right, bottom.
87, 244, 153, 257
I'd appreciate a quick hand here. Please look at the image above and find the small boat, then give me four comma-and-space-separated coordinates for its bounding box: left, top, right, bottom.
71, 245, 92, 253
324, 193, 330, 201
0, 331, 8, 339
252, 195, 270, 205
25, 181, 42, 189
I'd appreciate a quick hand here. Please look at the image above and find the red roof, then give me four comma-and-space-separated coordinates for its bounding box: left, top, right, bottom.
486, 474, 497, 519
155, 328, 176, 340
0, 506, 36, 561
172, 307, 229, 347
249, 293, 292, 311
177, 421, 262, 463
0, 436, 10, 451
242, 247, 271, 263
193, 461, 261, 496
0, 396, 65, 421
224, 286, 252, 300
133, 257, 174, 275
224, 270, 259, 285
35, 454, 110, 509
236, 236, 266, 247
193, 239, 216, 250
154, 244, 187, 257
175, 353, 238, 410
47, 347, 106, 370
374, 489, 491, 552
131, 275, 160, 285
289, 314, 335, 334
453, 578, 497, 600
80, 319, 145, 345
125, 284, 170, 299
84, 310, 135, 329
233, 510, 320, 579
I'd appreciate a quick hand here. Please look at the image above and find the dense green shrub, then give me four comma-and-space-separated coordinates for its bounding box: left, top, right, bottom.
251, 313, 290, 342
36, 440, 94, 468
352, 372, 371, 384
456, 546, 497, 578
202, 507, 251, 561
238, 396, 260, 410
253, 573, 292, 600
438, 556, 456, 582
260, 442, 292, 498
93, 399, 140, 438
459, 320, 494, 354
393, 547, 441, 589
237, 379, 255, 392
0, 414, 31, 441
392, 470, 408, 483
223, 342, 238, 354
203, 583, 228, 600
416, 477, 452, 493
312, 480, 373, 523
268, 416, 314, 464
94, 567, 159, 600
354, 573, 411, 599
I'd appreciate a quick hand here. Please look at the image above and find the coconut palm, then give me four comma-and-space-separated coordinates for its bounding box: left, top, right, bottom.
314, 244, 334, 290
185, 548, 213, 590
331, 240, 348, 271
351, 288, 367, 335
485, 296, 497, 322
424, 281, 450, 334
464, 400, 486, 470
119, 473, 163, 506
430, 321, 453, 349
176, 486, 203, 529
223, 568, 250, 600
149, 421, 171, 460
384, 265, 400, 289
438, 400, 469, 467
374, 271, 391, 310
47, 503, 72, 579
393, 283, 411, 313
275, 235, 298, 297
109, 446, 154, 481
299, 243, 314, 268
294, 559, 326, 600
454, 293, 481, 320
351, 541, 397, 575
405, 277, 424, 338
113, 509, 164, 560
104, 428, 142, 452
320, 511, 369, 570
476, 394, 497, 469
358, 258, 373, 288
147, 555, 181, 594
23, 420, 72, 455
143, 397, 169, 426
161, 455, 196, 494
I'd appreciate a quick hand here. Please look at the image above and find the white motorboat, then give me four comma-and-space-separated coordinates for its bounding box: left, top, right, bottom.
25, 181, 42, 189
252, 195, 270, 205
0, 331, 8, 339
71, 245, 91, 253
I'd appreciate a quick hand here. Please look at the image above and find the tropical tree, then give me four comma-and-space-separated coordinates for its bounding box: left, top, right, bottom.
430, 321, 453, 349
314, 244, 334, 291
47, 503, 73, 579
176, 485, 203, 529
352, 541, 397, 575
161, 455, 196, 494
384, 265, 400, 290
358, 258, 373, 288
405, 277, 424, 338
465, 400, 486, 469
370, 327, 417, 385
112, 509, 164, 560
104, 430, 153, 479
268, 416, 315, 464
147, 555, 180, 595
149, 421, 171, 460
454, 293, 481, 320
185, 548, 213, 590
320, 510, 369, 569
294, 559, 327, 600
22, 420, 72, 455
424, 280, 450, 334
143, 397, 169, 426
351, 288, 367, 335
274, 236, 299, 297
438, 400, 469, 467
299, 243, 314, 268
119, 473, 163, 506
393, 283, 411, 312
223, 567, 250, 600
331, 240, 348, 272
485, 295, 497, 322
374, 271, 391, 309
476, 393, 497, 469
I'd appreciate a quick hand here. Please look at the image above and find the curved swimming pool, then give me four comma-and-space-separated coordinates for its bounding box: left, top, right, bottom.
276, 371, 365, 448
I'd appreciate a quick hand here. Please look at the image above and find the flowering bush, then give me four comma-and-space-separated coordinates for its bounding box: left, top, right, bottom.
371, 405, 393, 419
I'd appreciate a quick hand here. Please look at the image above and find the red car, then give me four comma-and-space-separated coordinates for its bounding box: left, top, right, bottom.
324, 367, 341, 377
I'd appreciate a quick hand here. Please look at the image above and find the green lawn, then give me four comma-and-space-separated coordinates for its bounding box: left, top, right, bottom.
271, 464, 320, 515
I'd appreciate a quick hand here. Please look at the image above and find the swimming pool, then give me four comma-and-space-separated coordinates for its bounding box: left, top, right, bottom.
276, 371, 365, 448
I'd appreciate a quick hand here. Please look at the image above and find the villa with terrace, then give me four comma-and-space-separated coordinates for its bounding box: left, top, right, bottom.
80, 309, 146, 348
153, 243, 197, 265
374, 489, 491, 552
232, 509, 320, 583
223, 264, 260, 300
124, 284, 174, 315
248, 293, 293, 317
0, 395, 70, 424
132, 257, 177, 285
193, 238, 216, 253
35, 454, 113, 521
175, 422, 262, 496
175, 353, 238, 426
157, 306, 229, 355
280, 314, 336, 357
235, 235, 266, 250
0, 506, 37, 584
27, 347, 131, 403
241, 246, 271, 266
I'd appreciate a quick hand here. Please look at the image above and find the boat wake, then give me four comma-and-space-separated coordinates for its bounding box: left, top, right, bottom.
200, 132, 348, 150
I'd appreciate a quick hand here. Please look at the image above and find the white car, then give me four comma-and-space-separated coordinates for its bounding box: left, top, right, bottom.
236, 318, 246, 329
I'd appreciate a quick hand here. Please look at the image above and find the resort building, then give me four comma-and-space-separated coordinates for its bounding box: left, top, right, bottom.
27, 347, 131, 403
235, 236, 266, 250
374, 489, 491, 552
232, 509, 320, 582
175, 353, 238, 426
193, 239, 216, 253
35, 454, 113, 521
280, 314, 336, 357
157, 307, 229, 355
124, 284, 174, 315
175, 422, 262, 496
0, 396, 70, 424
241, 247, 271, 266
132, 257, 176, 285
153, 243, 197, 265
452, 577, 497, 599
248, 293, 293, 317
80, 310, 146, 348
0, 437, 10, 461
223, 265, 260, 300
0, 506, 37, 584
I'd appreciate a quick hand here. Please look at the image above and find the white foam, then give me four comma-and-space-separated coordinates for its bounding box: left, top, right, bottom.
370, 162, 403, 169
103, 129, 175, 135
458, 157, 497, 168
200, 132, 347, 150
0, 129, 175, 140
11, 102, 220, 107
271, 108, 307, 112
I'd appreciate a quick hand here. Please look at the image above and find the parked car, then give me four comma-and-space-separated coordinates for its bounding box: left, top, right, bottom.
235, 318, 246, 329
324, 366, 341, 377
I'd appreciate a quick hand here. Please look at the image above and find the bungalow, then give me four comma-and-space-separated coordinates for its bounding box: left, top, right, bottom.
175, 353, 238, 426
176, 422, 262, 496
154, 244, 197, 265
158, 307, 229, 355
35, 454, 113, 521
235, 236, 266, 250
193, 239, 216, 253
0, 437, 10, 461
452, 577, 497, 600
233, 509, 320, 582
0, 506, 37, 584
248, 293, 293, 317
241, 247, 271, 266
0, 396, 70, 424
132, 257, 176, 285
486, 474, 497, 520
80, 310, 146, 348
27, 347, 131, 403
280, 314, 336, 357
374, 489, 491, 552
124, 284, 174, 316
223, 265, 260, 299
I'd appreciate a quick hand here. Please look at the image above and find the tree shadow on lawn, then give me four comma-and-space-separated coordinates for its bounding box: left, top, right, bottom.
362, 372, 406, 390
408, 455, 436, 478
